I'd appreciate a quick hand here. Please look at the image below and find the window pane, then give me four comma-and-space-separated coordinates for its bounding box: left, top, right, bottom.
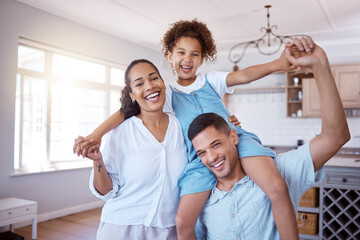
18, 46, 45, 72
111, 67, 125, 87
52, 54, 106, 83
14, 75, 21, 169
22, 76, 47, 169
15, 41, 124, 172
50, 84, 106, 162
110, 89, 122, 114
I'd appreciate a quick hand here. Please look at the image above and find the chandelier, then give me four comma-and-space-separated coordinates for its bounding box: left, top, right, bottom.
228, 5, 309, 71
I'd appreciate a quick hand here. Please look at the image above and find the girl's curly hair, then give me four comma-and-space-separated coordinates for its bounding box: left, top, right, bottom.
120, 59, 163, 120
161, 19, 217, 63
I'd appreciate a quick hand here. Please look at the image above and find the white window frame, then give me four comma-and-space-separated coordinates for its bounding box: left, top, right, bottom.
14, 38, 125, 174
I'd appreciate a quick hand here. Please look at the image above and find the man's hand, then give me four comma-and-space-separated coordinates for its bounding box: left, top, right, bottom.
285, 37, 328, 71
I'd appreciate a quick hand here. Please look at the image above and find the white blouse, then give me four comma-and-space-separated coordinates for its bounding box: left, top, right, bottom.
89, 112, 187, 228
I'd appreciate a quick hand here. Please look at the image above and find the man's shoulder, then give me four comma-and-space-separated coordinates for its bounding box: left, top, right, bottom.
274, 143, 312, 171
274, 143, 324, 202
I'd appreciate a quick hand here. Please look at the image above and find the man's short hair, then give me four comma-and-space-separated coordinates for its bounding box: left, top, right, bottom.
188, 113, 231, 141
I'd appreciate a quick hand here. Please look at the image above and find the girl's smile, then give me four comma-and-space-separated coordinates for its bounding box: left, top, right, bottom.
167, 37, 204, 86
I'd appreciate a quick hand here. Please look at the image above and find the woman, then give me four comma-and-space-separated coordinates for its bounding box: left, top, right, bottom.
83, 59, 187, 239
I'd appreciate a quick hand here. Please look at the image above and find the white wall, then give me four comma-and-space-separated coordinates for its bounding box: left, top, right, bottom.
0, 0, 169, 222
227, 91, 360, 148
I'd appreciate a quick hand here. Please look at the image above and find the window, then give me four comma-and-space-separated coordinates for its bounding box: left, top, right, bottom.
15, 39, 125, 173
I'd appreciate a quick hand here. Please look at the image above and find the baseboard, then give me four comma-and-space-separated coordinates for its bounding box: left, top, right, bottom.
6, 200, 104, 230
37, 200, 104, 223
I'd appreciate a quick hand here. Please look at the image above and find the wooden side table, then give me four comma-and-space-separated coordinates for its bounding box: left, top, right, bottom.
0, 198, 37, 239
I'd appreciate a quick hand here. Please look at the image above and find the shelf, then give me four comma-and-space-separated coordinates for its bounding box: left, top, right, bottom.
233, 85, 285, 93
298, 207, 320, 214
288, 72, 314, 78
288, 100, 302, 104
299, 233, 319, 240
288, 85, 303, 88
286, 72, 311, 118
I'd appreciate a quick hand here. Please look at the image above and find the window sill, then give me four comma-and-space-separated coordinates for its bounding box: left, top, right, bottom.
11, 162, 93, 177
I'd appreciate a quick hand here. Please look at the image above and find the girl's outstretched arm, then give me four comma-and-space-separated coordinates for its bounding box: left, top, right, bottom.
176, 191, 211, 240
73, 111, 125, 157
225, 44, 312, 87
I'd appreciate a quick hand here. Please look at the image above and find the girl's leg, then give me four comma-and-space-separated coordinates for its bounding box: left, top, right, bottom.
175, 190, 211, 240
241, 156, 299, 240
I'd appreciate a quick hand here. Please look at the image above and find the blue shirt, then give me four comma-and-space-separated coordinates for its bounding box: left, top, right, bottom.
166, 72, 275, 196
195, 143, 324, 240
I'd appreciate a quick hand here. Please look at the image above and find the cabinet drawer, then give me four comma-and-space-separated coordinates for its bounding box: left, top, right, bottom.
297, 212, 318, 235
0, 204, 37, 221
325, 173, 360, 188
299, 187, 319, 208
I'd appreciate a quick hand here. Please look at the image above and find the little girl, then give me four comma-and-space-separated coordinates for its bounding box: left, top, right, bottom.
75, 19, 305, 239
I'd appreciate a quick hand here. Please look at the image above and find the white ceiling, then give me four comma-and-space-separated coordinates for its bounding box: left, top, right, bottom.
16, 0, 360, 54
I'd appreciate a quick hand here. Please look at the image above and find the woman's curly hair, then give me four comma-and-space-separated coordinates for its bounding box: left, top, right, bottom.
120, 59, 163, 120
161, 19, 217, 63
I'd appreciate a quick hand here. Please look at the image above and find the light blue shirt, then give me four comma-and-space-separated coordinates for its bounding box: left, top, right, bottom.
195, 143, 324, 240
166, 72, 275, 196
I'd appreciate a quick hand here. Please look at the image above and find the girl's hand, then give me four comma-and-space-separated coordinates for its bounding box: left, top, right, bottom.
228, 115, 241, 128
73, 132, 102, 157
275, 48, 297, 72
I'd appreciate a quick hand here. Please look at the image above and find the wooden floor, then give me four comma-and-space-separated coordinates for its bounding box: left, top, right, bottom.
14, 208, 101, 240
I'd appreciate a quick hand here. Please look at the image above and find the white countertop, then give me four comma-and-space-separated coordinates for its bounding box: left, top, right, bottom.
325, 155, 360, 168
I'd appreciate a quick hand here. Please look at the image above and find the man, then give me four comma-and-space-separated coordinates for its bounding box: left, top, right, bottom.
188, 37, 350, 239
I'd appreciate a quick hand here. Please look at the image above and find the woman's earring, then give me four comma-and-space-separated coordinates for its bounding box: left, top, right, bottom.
170, 63, 176, 74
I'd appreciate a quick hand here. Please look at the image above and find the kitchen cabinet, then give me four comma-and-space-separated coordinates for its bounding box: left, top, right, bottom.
286, 64, 360, 118
302, 78, 320, 117
285, 72, 314, 117
298, 187, 320, 238
321, 165, 360, 240
298, 157, 360, 240
332, 64, 360, 108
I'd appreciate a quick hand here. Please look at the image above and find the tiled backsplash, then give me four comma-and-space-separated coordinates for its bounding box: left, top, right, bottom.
227, 91, 360, 148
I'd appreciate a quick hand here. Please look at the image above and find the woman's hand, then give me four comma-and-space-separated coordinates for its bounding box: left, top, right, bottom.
73, 137, 102, 161
228, 115, 241, 128
73, 132, 102, 157
85, 142, 102, 162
